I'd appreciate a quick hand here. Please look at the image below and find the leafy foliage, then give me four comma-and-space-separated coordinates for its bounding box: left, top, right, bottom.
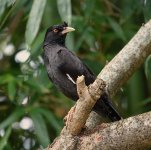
0, 0, 151, 149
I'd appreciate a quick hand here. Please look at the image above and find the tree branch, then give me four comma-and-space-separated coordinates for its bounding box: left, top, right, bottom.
46, 19, 151, 149
47, 111, 151, 150
86, 20, 151, 129
78, 111, 151, 150
65, 76, 106, 135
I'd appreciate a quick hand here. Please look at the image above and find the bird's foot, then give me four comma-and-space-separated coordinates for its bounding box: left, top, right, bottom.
64, 105, 76, 127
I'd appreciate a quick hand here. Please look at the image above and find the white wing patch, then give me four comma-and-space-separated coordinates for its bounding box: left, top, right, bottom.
66, 74, 76, 84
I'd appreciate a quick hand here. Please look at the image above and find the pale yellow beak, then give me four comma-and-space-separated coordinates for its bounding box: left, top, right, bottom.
62, 27, 75, 34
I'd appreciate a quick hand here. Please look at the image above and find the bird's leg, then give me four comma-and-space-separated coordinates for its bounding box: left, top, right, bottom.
64, 105, 76, 127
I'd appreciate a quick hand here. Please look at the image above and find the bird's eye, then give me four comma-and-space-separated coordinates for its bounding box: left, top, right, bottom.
53, 29, 58, 33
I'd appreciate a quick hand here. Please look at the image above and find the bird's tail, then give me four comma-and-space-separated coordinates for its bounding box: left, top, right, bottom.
93, 93, 122, 122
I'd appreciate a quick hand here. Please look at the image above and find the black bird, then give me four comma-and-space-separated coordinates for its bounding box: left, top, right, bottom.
43, 22, 121, 121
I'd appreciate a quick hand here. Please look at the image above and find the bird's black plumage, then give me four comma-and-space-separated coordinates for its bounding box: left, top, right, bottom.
43, 22, 121, 121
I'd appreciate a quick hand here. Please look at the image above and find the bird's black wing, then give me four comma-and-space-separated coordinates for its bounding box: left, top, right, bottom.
57, 48, 95, 85
57, 48, 122, 121
42, 53, 53, 82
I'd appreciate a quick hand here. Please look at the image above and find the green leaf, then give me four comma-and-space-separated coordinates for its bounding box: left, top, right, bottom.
0, 0, 16, 19
0, 126, 12, 150
7, 80, 16, 101
83, 0, 95, 19
30, 110, 50, 148
25, 0, 47, 46
25, 78, 49, 93
143, 0, 151, 22
75, 28, 89, 50
145, 55, 151, 80
36, 108, 61, 133
139, 97, 151, 107
0, 108, 25, 130
57, 0, 72, 25
84, 27, 95, 50
0, 0, 16, 29
0, 0, 6, 19
30, 30, 46, 55
66, 32, 74, 50
127, 71, 145, 114
0, 74, 11, 84
107, 17, 126, 42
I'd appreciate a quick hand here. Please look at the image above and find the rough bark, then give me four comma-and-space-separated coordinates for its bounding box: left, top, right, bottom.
46, 19, 151, 149
47, 112, 151, 150
78, 111, 151, 150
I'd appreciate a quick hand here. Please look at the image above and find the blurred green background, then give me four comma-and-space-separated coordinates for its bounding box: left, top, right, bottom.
0, 0, 151, 149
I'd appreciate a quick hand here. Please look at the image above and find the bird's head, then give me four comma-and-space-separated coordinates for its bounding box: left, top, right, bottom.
43, 22, 75, 47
